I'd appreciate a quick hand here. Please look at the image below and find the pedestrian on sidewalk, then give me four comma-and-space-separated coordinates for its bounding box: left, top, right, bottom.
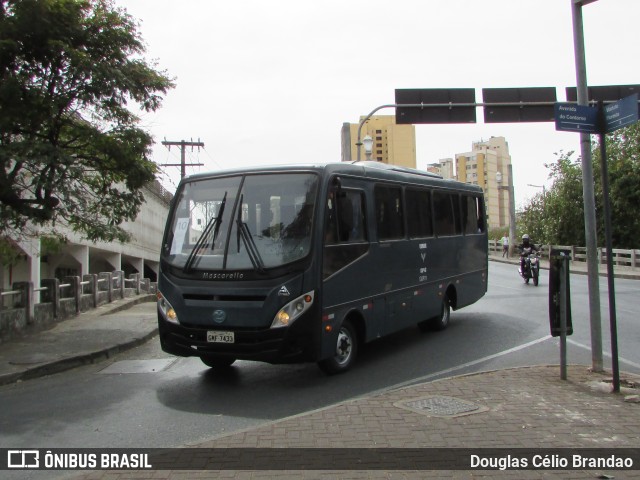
501, 235, 509, 257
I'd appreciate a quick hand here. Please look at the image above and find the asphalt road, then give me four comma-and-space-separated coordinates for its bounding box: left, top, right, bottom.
1, 262, 638, 459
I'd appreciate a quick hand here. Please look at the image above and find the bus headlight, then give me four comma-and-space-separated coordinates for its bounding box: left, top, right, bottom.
157, 291, 179, 325
271, 291, 314, 328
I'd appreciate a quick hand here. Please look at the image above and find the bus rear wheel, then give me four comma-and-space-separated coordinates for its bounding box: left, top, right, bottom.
200, 356, 236, 369
318, 320, 358, 375
419, 294, 451, 332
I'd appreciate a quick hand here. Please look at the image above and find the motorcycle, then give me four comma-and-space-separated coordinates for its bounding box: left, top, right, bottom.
519, 247, 540, 286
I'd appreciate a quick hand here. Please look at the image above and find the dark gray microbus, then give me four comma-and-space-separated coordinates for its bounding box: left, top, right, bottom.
157, 162, 487, 374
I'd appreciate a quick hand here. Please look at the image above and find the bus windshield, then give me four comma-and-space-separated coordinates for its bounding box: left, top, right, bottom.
164, 172, 319, 273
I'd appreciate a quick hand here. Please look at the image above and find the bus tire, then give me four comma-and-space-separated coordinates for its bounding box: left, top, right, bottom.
318, 320, 358, 375
420, 294, 451, 332
200, 356, 236, 369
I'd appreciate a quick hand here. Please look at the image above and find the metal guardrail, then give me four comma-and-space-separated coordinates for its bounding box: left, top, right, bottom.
0, 290, 20, 297
1, 271, 156, 339
489, 241, 639, 269
0, 290, 21, 309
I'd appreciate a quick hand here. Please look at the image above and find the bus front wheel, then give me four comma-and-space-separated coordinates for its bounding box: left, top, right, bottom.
318, 320, 358, 375
200, 356, 236, 369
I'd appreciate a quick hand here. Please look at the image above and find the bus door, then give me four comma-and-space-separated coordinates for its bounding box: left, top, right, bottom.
321, 179, 379, 339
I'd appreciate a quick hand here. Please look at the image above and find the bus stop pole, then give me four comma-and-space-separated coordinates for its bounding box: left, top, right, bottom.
598, 111, 620, 393
560, 252, 568, 381
571, 0, 604, 373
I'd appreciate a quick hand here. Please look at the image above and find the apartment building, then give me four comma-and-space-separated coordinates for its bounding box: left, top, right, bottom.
341, 115, 416, 167
454, 136, 511, 230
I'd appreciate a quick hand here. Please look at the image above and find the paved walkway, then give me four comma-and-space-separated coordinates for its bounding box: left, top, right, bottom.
0, 295, 157, 386
0, 259, 639, 478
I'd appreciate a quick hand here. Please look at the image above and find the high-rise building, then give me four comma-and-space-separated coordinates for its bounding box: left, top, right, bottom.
340, 118, 510, 230
341, 115, 416, 167
427, 158, 455, 179
455, 136, 511, 230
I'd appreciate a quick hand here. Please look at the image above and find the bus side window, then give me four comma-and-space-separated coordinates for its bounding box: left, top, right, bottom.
451, 194, 462, 235
433, 191, 456, 237
375, 185, 404, 241
476, 196, 486, 233
323, 189, 368, 279
325, 193, 338, 244
406, 188, 433, 238
325, 190, 367, 244
462, 195, 483, 234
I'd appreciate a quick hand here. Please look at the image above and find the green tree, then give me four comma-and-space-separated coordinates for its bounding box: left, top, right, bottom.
519, 150, 585, 246
519, 123, 640, 248
0, 0, 174, 244
592, 123, 640, 249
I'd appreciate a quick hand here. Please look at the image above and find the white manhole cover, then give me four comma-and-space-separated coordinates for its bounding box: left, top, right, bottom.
395, 395, 488, 418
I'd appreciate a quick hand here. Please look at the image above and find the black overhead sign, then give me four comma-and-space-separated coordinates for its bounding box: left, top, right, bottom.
482, 87, 557, 123
566, 84, 640, 106
395, 89, 476, 124
391, 84, 638, 128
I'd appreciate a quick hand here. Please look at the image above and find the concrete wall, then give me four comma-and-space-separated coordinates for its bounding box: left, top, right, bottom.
1, 181, 171, 290
0, 273, 156, 343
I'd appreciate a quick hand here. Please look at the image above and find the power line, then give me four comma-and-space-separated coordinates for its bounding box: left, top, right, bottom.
161, 138, 205, 179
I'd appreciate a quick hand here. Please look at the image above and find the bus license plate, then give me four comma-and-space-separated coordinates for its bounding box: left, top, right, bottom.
207, 331, 234, 343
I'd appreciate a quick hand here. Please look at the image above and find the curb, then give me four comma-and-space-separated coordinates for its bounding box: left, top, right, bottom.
0, 295, 159, 387
0, 328, 159, 387
98, 293, 156, 315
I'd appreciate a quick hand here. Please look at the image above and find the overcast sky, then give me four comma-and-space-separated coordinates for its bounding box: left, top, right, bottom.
116, 0, 639, 206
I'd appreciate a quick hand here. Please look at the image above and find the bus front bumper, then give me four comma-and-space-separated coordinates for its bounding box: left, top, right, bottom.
157, 312, 315, 364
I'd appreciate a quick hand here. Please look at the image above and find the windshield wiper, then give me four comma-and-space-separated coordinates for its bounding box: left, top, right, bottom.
183, 192, 227, 273
235, 195, 266, 273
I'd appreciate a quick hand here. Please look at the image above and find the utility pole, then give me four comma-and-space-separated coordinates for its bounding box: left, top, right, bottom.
498, 166, 517, 258
161, 139, 205, 180
571, 0, 603, 372
506, 164, 517, 259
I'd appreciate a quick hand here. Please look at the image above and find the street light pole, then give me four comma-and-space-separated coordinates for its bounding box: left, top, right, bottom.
497, 167, 517, 258
571, 0, 603, 372
356, 104, 397, 162
506, 165, 517, 258
363, 135, 373, 161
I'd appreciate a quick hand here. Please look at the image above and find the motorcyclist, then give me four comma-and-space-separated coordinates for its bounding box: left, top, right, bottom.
518, 234, 539, 274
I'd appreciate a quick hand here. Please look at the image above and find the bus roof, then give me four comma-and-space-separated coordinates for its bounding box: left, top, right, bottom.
181, 161, 483, 194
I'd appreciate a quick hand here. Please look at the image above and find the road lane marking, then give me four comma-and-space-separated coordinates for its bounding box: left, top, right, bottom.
370, 335, 553, 395
567, 339, 640, 370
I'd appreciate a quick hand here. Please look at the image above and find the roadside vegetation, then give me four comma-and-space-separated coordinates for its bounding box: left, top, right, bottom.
517, 123, 640, 249
0, 0, 174, 261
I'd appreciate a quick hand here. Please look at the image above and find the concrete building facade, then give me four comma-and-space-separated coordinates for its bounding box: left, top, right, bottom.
341, 115, 416, 167
0, 180, 171, 291
427, 158, 455, 179
454, 136, 511, 230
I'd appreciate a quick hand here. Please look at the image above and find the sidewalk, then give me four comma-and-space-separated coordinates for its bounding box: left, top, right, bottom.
0, 294, 157, 386
1, 267, 639, 478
